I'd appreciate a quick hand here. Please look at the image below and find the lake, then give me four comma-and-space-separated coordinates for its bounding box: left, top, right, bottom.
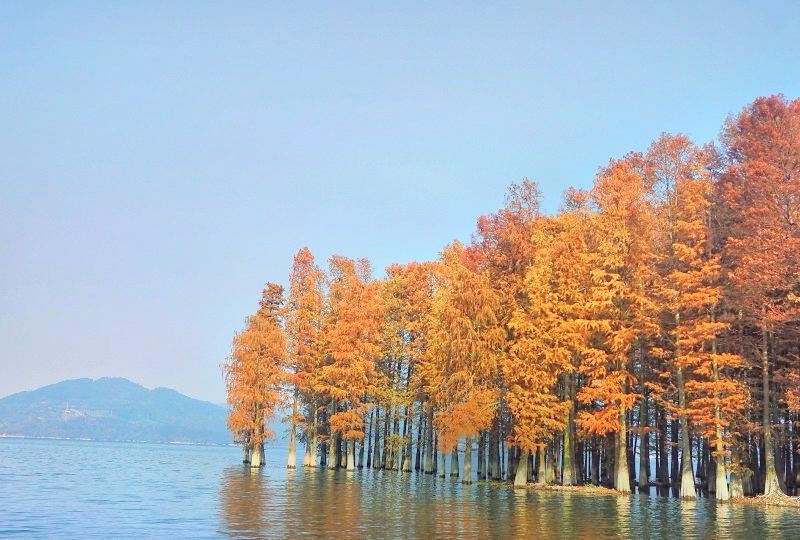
1, 438, 799, 538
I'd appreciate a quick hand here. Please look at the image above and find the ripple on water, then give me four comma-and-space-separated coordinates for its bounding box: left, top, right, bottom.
2, 438, 800, 538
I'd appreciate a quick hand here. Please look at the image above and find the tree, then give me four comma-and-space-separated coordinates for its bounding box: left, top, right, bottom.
506, 216, 575, 486
717, 95, 800, 496
646, 134, 748, 499
319, 256, 384, 471
285, 247, 326, 468
576, 158, 658, 492
424, 242, 505, 483
225, 283, 287, 468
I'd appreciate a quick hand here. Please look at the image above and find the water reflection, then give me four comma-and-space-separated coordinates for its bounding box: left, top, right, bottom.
217, 462, 800, 539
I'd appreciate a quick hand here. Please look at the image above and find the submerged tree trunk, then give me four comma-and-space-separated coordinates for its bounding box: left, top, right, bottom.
615, 407, 631, 492
250, 443, 264, 468
424, 409, 435, 474
515, 449, 529, 488
346, 440, 356, 471
677, 367, 696, 498
638, 398, 650, 492
243, 444, 252, 464
462, 436, 472, 484
327, 433, 337, 470
310, 406, 319, 467
287, 394, 298, 469
489, 423, 500, 480
711, 331, 730, 501
450, 446, 459, 477
477, 432, 485, 480
536, 446, 547, 485
415, 406, 425, 472
762, 323, 783, 496
563, 372, 576, 486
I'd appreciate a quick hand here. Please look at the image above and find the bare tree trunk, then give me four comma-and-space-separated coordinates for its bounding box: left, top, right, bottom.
372, 406, 382, 469
562, 372, 576, 485
250, 443, 264, 468
712, 334, 730, 500
462, 436, 472, 484
310, 406, 319, 467
303, 407, 313, 467
243, 444, 252, 464
489, 422, 500, 480
762, 323, 783, 496
536, 446, 547, 485
346, 440, 355, 471
450, 446, 459, 477
327, 433, 337, 470
515, 449, 529, 488
287, 393, 298, 469
424, 409, 435, 474
477, 432, 485, 480
677, 367, 696, 498
638, 398, 650, 492
615, 406, 631, 492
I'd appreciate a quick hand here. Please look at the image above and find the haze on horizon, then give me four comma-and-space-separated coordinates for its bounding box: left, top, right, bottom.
1, 2, 798, 403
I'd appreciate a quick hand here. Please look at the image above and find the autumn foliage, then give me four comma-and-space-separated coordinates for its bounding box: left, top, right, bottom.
226, 95, 800, 499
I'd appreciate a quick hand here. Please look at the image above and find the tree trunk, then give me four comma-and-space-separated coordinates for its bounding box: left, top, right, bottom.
243, 444, 252, 464
477, 432, 485, 480
365, 408, 374, 469
677, 367, 696, 498
710, 328, 730, 500
415, 406, 425, 472
489, 423, 500, 480
563, 372, 576, 486
670, 418, 680, 494
303, 407, 313, 467
450, 446, 459, 477
762, 323, 783, 496
287, 394, 298, 469
424, 409, 435, 474
615, 407, 631, 492
462, 436, 472, 484
563, 412, 576, 485
327, 433, 337, 470
638, 398, 650, 492
372, 407, 382, 469
591, 438, 600, 485
515, 449, 529, 488
346, 440, 355, 471
536, 446, 547, 485
250, 443, 264, 468
310, 406, 320, 467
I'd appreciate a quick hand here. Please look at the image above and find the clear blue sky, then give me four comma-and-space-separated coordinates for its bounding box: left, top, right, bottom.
1, 2, 798, 403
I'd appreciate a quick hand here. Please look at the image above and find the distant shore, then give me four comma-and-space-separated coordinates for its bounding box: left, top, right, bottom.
0, 434, 231, 446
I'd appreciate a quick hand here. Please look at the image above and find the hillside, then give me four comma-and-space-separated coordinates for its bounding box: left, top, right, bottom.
0, 377, 230, 444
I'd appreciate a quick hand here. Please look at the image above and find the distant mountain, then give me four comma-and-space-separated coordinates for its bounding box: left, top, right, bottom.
0, 377, 230, 444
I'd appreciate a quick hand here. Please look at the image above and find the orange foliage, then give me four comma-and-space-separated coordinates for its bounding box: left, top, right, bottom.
319, 256, 384, 441
225, 283, 287, 447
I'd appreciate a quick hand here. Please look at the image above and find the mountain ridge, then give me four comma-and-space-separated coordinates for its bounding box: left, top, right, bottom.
0, 377, 231, 444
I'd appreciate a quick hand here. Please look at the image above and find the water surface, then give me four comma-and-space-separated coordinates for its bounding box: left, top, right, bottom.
1, 438, 798, 538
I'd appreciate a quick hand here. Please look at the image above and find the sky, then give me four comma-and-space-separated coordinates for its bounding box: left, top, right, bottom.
1, 2, 799, 404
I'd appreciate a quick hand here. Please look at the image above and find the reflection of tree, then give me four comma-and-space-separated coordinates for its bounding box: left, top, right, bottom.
219, 467, 269, 537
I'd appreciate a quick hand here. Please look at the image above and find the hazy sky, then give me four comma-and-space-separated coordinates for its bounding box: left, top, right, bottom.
2, 2, 799, 403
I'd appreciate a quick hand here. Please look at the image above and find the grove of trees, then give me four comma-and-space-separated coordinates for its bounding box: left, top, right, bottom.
224, 95, 800, 500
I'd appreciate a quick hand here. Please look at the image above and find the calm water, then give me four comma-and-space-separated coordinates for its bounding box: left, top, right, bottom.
1, 438, 799, 538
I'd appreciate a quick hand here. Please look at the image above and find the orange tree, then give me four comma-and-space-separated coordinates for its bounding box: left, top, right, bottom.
225, 283, 287, 468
